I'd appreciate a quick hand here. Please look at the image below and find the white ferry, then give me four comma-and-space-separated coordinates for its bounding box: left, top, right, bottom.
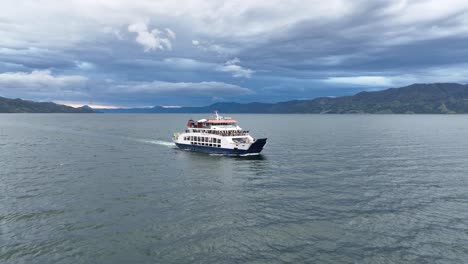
173, 112, 267, 156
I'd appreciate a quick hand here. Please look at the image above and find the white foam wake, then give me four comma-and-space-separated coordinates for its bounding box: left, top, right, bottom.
135, 139, 176, 147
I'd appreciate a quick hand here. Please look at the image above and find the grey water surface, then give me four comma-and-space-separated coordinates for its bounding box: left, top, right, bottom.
1, 114, 468, 264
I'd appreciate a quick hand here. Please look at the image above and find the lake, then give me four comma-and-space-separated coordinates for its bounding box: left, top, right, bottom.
1, 114, 468, 263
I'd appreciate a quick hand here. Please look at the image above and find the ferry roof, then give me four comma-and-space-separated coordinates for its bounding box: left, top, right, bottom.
206, 119, 237, 124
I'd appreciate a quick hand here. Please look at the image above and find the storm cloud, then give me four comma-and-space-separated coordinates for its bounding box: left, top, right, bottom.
1, 0, 468, 107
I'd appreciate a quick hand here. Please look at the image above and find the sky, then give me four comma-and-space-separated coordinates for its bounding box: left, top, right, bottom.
1, 0, 468, 108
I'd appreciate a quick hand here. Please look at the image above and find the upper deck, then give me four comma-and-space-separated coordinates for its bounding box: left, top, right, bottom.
187, 112, 240, 128
184, 128, 250, 137
184, 112, 250, 136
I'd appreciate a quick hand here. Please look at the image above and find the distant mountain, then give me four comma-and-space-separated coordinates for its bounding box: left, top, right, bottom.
0, 97, 94, 113
97, 83, 468, 114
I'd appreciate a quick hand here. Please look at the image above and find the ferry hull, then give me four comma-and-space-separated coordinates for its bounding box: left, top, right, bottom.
175, 138, 267, 156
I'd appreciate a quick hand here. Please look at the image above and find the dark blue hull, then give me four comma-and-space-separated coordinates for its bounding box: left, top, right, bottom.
175, 138, 267, 156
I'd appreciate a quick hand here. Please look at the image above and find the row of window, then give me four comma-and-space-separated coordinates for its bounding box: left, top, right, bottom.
184, 136, 221, 144
192, 142, 222, 147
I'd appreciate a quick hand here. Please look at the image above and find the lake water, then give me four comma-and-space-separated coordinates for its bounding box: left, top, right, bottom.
1, 114, 468, 264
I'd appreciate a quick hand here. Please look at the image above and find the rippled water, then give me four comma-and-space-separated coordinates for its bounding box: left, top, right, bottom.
1, 114, 468, 263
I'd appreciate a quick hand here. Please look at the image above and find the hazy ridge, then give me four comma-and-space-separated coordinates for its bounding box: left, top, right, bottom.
0, 97, 94, 113
97, 83, 468, 114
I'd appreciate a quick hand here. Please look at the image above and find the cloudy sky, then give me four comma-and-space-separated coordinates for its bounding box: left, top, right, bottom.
1, 0, 468, 108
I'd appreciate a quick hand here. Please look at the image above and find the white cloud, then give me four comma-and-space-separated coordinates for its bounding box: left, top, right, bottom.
2, 0, 468, 105
0, 70, 88, 90
217, 58, 254, 78
192, 39, 236, 55
0, 70, 89, 101
117, 57, 255, 77
162, 57, 216, 70
323, 63, 468, 87
127, 22, 175, 51
1, 1, 468, 51
109, 81, 253, 95
324, 76, 393, 86
382, 0, 468, 25
0, 0, 354, 49
75, 61, 95, 70
165, 28, 176, 39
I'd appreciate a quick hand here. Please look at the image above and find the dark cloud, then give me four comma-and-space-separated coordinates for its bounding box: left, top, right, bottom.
1, 1, 468, 107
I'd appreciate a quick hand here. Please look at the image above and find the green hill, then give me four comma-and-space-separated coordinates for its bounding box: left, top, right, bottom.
0, 97, 94, 113
98, 83, 468, 114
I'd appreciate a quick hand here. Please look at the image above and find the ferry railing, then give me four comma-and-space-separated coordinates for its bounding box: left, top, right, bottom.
185, 129, 250, 136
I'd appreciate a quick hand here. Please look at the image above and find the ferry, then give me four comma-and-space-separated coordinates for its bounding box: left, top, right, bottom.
173, 112, 267, 156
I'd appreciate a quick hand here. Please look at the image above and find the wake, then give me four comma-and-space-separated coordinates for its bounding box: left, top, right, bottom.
134, 139, 176, 147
